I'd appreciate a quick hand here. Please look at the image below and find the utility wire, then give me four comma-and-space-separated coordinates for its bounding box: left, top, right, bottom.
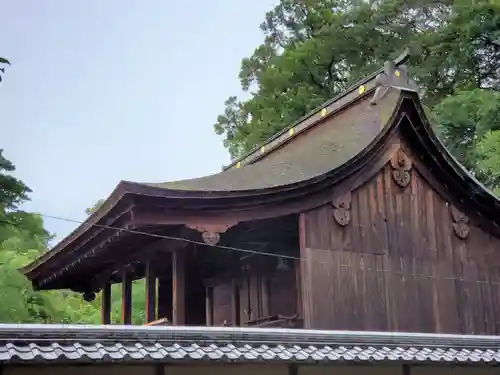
38, 213, 500, 286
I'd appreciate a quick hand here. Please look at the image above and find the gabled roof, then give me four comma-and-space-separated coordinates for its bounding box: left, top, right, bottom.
1, 324, 500, 364
20, 51, 500, 289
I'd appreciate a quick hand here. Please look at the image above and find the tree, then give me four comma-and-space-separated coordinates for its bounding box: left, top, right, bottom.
85, 199, 105, 216
432, 89, 500, 187
214, 0, 500, 192
0, 150, 31, 228
476, 130, 500, 196
0, 57, 33, 232
0, 57, 9, 83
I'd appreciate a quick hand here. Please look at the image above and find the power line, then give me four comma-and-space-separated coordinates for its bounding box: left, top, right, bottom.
38, 213, 500, 286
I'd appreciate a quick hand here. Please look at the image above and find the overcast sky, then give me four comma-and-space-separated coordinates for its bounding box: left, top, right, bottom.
0, 0, 275, 242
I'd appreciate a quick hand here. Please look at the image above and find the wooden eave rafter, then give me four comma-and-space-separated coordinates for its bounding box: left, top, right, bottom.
20, 198, 135, 279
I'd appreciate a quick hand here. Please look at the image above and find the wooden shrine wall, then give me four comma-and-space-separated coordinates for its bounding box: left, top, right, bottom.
300, 162, 500, 334
211, 269, 298, 326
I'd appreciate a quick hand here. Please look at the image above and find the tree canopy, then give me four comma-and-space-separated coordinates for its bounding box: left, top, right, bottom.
214, 0, 500, 192
0, 57, 9, 83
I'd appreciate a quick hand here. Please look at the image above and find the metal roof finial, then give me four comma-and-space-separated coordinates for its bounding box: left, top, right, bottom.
370, 49, 418, 105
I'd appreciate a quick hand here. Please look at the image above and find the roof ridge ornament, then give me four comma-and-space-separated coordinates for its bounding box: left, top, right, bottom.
370, 55, 419, 106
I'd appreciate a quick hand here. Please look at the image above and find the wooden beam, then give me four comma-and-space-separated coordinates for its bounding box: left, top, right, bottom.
88, 238, 186, 289
172, 250, 186, 325
121, 271, 132, 324
101, 282, 111, 324
145, 261, 157, 323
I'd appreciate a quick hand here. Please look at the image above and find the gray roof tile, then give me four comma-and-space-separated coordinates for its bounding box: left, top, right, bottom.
2, 342, 500, 364
1, 324, 500, 364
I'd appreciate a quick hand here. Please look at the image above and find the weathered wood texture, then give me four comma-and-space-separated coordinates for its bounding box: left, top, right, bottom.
211, 269, 298, 326
101, 282, 111, 324
300, 163, 500, 334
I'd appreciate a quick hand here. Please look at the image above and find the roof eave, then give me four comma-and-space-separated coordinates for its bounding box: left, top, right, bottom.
19, 180, 137, 278
20, 95, 407, 288
401, 91, 500, 220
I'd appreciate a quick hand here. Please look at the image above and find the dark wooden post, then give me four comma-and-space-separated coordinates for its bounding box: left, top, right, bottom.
145, 261, 157, 323
172, 250, 185, 325
158, 275, 172, 321
295, 259, 302, 317
121, 271, 132, 324
101, 282, 111, 324
205, 286, 214, 326
231, 279, 240, 326
298, 212, 310, 327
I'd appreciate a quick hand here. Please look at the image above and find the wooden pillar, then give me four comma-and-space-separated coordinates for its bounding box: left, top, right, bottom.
295, 259, 302, 316
101, 282, 111, 324
298, 212, 311, 327
231, 279, 240, 326
205, 286, 214, 326
172, 250, 185, 325
145, 261, 157, 323
158, 275, 172, 321
121, 271, 132, 324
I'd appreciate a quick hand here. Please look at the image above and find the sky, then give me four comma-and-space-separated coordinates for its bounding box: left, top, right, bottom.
0, 0, 276, 242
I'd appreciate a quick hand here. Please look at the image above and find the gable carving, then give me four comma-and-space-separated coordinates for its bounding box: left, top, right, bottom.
186, 222, 237, 245
390, 149, 412, 188
450, 205, 469, 240
332, 192, 352, 226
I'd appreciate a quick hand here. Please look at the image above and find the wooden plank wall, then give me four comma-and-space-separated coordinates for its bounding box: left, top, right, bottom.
211, 270, 298, 326
213, 283, 232, 325
300, 164, 500, 334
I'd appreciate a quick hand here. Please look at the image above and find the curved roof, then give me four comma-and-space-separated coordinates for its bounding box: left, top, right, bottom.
141, 90, 400, 192
20, 54, 500, 289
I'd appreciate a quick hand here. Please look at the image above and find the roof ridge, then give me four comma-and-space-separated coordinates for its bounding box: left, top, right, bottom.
223, 49, 411, 171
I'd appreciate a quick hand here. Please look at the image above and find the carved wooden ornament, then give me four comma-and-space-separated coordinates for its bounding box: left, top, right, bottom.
450, 205, 469, 240
332, 192, 352, 226
390, 149, 412, 188
186, 222, 237, 246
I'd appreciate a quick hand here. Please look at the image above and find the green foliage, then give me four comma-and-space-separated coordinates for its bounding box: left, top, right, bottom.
0, 213, 62, 323
85, 199, 105, 216
0, 57, 9, 83
0, 150, 31, 227
432, 89, 500, 186
0, 214, 147, 324
476, 130, 500, 193
214, 0, 500, 194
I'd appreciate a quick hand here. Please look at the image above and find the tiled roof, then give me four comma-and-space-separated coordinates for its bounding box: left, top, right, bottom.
0, 324, 500, 364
